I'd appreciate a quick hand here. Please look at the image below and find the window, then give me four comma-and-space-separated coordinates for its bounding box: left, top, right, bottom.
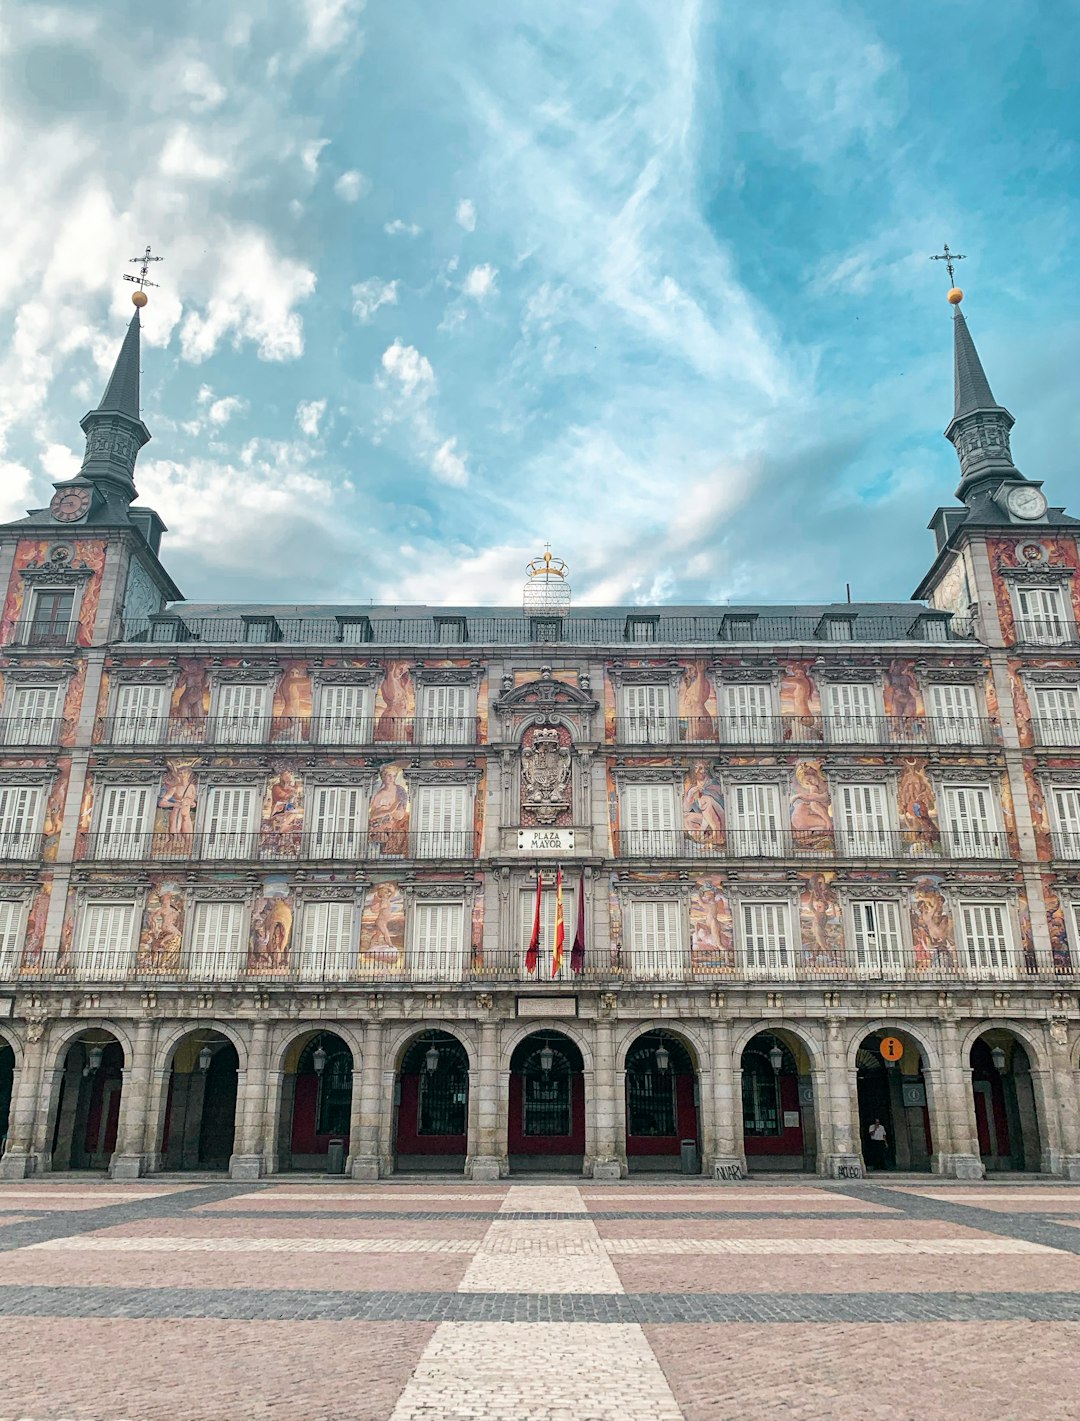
1049, 787, 1080, 859
519, 882, 578, 981
625, 615, 657, 643
112, 682, 166, 746
202, 785, 258, 859
1014, 585, 1067, 644
928, 683, 980, 746
307, 784, 365, 859
412, 783, 471, 858
0, 785, 42, 860
825, 681, 878, 744
723, 683, 773, 744
957, 901, 1014, 977
435, 616, 467, 644
297, 900, 354, 981
411, 901, 467, 980
242, 616, 281, 644
26, 589, 75, 646
75, 901, 136, 979
835, 782, 890, 856
95, 783, 153, 859
621, 683, 673, 744
1031, 686, 1080, 748
4, 684, 61, 747
849, 899, 905, 976
314, 683, 371, 746
627, 900, 685, 980
740, 900, 794, 976
942, 784, 1001, 857
418, 683, 471, 746
186, 900, 246, 980
741, 1053, 782, 1135
0, 900, 26, 976
620, 782, 679, 854
819, 615, 854, 642
722, 615, 757, 642
213, 683, 269, 744
728, 781, 784, 856
336, 615, 372, 644
625, 1041, 677, 1136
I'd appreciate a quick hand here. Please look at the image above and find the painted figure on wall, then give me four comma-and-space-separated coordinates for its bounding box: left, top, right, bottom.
375, 662, 414, 741
679, 661, 716, 741
897, 757, 939, 848
800, 871, 843, 966
911, 876, 955, 971
883, 660, 922, 724
471, 892, 485, 973
779, 661, 818, 739
689, 879, 734, 973
20, 883, 50, 968
173, 664, 211, 722
358, 881, 405, 973
248, 895, 293, 973
369, 763, 409, 856
790, 760, 832, 848
272, 665, 312, 741
608, 873, 622, 970
138, 882, 184, 971
42, 763, 70, 863
683, 762, 725, 847
1044, 876, 1073, 973
156, 759, 199, 853
262, 766, 303, 857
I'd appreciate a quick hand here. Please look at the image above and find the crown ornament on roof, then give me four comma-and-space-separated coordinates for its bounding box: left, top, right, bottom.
523, 545, 571, 615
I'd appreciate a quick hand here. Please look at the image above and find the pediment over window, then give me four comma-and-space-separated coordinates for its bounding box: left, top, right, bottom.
494, 672, 597, 715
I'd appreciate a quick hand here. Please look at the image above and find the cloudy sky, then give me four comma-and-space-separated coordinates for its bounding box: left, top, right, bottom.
1, 0, 1078, 608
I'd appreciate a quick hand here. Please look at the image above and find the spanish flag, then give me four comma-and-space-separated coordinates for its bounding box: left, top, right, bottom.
551, 867, 566, 977
525, 872, 542, 976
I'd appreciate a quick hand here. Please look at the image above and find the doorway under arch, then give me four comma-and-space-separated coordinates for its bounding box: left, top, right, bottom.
509, 1031, 585, 1173
856, 1031, 932, 1172
624, 1031, 700, 1172
0, 1037, 14, 1156
51, 1032, 124, 1170
280, 1031, 353, 1170
161, 1032, 239, 1171
971, 1031, 1042, 1172
394, 1030, 469, 1172
741, 1030, 815, 1171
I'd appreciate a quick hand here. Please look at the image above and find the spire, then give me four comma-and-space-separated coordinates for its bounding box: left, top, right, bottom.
952, 306, 1005, 421
95, 309, 142, 421
942, 295, 1022, 501
75, 302, 152, 503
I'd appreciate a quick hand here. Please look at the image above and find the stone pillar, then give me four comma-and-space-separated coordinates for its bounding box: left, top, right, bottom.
589, 1016, 624, 1180
933, 1018, 984, 1179
0, 1027, 47, 1178
704, 1018, 745, 1180
142, 1059, 172, 1175
466, 1016, 503, 1180
821, 1019, 863, 1179
109, 1020, 156, 1179
350, 1019, 384, 1179
230, 1021, 270, 1180
1046, 1026, 1080, 1178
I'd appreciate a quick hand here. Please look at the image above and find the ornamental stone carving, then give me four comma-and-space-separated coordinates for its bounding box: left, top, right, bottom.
520, 726, 571, 826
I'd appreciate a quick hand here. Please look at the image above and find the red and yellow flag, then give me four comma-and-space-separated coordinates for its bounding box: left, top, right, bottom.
551, 867, 565, 977
525, 872, 542, 976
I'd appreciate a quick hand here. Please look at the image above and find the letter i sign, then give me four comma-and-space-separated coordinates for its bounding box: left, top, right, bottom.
879, 1036, 904, 1063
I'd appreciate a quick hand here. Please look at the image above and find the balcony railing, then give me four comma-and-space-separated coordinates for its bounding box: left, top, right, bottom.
0, 717, 69, 747
1032, 718, 1080, 749
9, 621, 79, 649
616, 713, 997, 748
1051, 832, 1080, 860
616, 828, 1012, 860
0, 832, 47, 862
1013, 619, 1079, 648
93, 715, 482, 749
78, 829, 475, 863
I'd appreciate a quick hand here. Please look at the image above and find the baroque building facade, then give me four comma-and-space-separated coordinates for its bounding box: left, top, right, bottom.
0, 288, 1078, 1183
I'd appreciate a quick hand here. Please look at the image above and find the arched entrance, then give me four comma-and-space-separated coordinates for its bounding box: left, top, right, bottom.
741, 1030, 815, 1171
508, 1031, 585, 1173
856, 1031, 932, 1172
160, 1032, 239, 1171
624, 1031, 700, 1172
280, 1031, 353, 1170
51, 1032, 124, 1170
394, 1031, 469, 1172
971, 1031, 1042, 1172
0, 1038, 14, 1155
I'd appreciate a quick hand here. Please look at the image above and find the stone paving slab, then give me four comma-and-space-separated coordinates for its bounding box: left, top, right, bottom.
592, 1215, 992, 1238
87, 1214, 492, 1238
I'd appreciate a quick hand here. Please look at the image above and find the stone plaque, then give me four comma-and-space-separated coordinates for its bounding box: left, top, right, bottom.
517, 996, 577, 1018
518, 827, 575, 853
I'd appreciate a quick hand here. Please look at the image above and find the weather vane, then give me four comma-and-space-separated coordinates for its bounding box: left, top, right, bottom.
930, 242, 965, 286
123, 244, 164, 307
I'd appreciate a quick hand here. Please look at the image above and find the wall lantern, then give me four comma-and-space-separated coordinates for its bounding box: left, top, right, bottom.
313, 1043, 328, 1075
768, 1043, 784, 1074
198, 1045, 213, 1074
539, 1043, 555, 1075
83, 1044, 104, 1077
990, 1044, 1008, 1073
654, 1041, 670, 1073
425, 1044, 441, 1074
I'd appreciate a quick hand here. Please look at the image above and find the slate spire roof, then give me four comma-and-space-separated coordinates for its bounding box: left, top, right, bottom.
95, 309, 142, 419
952, 306, 1007, 420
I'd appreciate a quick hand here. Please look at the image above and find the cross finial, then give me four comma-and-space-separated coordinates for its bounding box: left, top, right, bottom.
123, 244, 164, 306
930, 242, 965, 287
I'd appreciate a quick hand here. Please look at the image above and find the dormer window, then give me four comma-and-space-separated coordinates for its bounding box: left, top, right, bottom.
624, 615, 658, 643
529, 616, 561, 643
816, 612, 856, 642
721, 613, 758, 642
242, 615, 281, 644
336, 615, 373, 644
435, 616, 468, 644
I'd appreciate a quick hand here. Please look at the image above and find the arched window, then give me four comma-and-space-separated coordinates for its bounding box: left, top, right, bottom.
522, 1044, 573, 1137
417, 1039, 469, 1136
741, 1038, 794, 1137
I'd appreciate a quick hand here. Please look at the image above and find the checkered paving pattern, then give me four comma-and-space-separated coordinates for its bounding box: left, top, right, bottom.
0, 1178, 1079, 1417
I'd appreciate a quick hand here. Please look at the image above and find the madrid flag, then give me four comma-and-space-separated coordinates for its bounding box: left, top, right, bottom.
525, 872, 542, 976
551, 867, 566, 978
570, 871, 586, 974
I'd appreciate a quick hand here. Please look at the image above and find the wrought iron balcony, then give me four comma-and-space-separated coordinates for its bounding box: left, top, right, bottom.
1012, 619, 1079, 648
77, 829, 476, 863
1031, 717, 1080, 749
1051, 831, 1080, 861
615, 713, 997, 748
0, 832, 47, 862
0, 717, 69, 747
615, 828, 1012, 861
8, 621, 79, 649
93, 714, 482, 749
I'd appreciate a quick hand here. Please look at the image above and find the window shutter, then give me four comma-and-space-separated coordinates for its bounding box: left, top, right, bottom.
943, 784, 997, 856
0, 900, 25, 975
850, 899, 903, 975
622, 683, 671, 743
77, 902, 136, 979
1015, 585, 1066, 643
97, 784, 152, 859
518, 885, 577, 980
316, 684, 370, 745
413, 784, 470, 857
959, 901, 1012, 976
309, 784, 364, 858
6, 685, 60, 745
420, 684, 470, 745
411, 901, 466, 980
1051, 787, 1080, 858
730, 781, 783, 855
1032, 686, 1080, 747
723, 683, 772, 743
298, 900, 354, 981
628, 900, 684, 981
621, 782, 678, 852
826, 682, 877, 743
0, 786, 41, 859
113, 682, 166, 745
216, 683, 268, 743
740, 900, 792, 975
203, 786, 256, 859
928, 684, 979, 745
836, 782, 889, 854
187, 900, 246, 980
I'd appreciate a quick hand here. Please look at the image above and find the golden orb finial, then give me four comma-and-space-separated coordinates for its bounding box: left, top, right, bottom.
947, 287, 963, 305
131, 289, 148, 308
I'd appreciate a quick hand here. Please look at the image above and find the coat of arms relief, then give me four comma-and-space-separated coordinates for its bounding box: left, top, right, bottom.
520, 727, 572, 825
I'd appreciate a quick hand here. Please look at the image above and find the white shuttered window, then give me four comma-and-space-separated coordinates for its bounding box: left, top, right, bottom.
214, 683, 269, 744
0, 900, 26, 976
621, 683, 672, 744
315, 683, 371, 746
1014, 585, 1067, 644
628, 900, 685, 980
0, 786, 42, 860
958, 901, 1014, 977
308, 784, 365, 858
1050, 787, 1080, 859
5, 684, 60, 745
412, 784, 471, 858
850, 899, 905, 976
835, 782, 890, 856
519, 884, 578, 981
419, 684, 471, 745
1032, 686, 1080, 748
113, 682, 166, 745
96, 783, 152, 859
942, 784, 1000, 857
826, 682, 878, 744
729, 781, 784, 856
928, 683, 980, 746
740, 900, 794, 976
186, 900, 246, 980
203, 785, 258, 859
620, 782, 678, 853
297, 901, 354, 981
723, 682, 773, 744
76, 902, 136, 979
411, 901, 466, 980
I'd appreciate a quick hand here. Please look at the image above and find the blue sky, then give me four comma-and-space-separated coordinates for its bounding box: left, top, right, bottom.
1, 0, 1078, 608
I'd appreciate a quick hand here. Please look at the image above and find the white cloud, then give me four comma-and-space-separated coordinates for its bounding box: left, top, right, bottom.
462, 263, 498, 299
334, 169, 369, 202
179, 230, 316, 363
375, 342, 469, 488
301, 138, 331, 175
455, 198, 477, 232
303, 0, 365, 55
351, 277, 399, 323
384, 218, 421, 238
173, 60, 227, 114
380, 339, 435, 399
0, 460, 33, 522
296, 398, 327, 436
431, 437, 469, 487
158, 126, 228, 181
207, 395, 246, 427
40, 443, 80, 481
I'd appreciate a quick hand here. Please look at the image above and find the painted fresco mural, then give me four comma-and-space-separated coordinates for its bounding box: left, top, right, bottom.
156, 758, 199, 856
20, 881, 51, 969
929, 546, 975, 620
470, 892, 485, 972
688, 878, 734, 973
0, 538, 107, 647
679, 660, 716, 741
799, 871, 844, 967
989, 534, 1080, 643
368, 762, 409, 855
1044, 874, 1073, 972
778, 660, 820, 736
172, 663, 211, 721
790, 759, 832, 846
137, 880, 184, 972
607, 872, 623, 971
897, 757, 939, 845
683, 762, 725, 849
248, 882, 293, 973
358, 881, 405, 973
910, 875, 956, 972
375, 661, 414, 741
42, 762, 70, 864
883, 660, 924, 721
271, 666, 312, 740
261, 764, 303, 857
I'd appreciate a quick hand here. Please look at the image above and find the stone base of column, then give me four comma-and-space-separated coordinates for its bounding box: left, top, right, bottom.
228, 1154, 264, 1181
1051, 1153, 1080, 1180
349, 1154, 381, 1181
934, 1152, 985, 1180
465, 1154, 503, 1181
0, 1150, 36, 1180
109, 1153, 146, 1180
589, 1156, 626, 1181
823, 1153, 864, 1180
704, 1154, 747, 1182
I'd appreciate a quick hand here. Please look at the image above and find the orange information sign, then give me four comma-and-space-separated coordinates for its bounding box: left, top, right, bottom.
879, 1036, 904, 1062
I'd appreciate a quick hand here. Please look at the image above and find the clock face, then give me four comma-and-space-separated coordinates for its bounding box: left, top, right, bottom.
49, 487, 91, 523
1007, 485, 1047, 521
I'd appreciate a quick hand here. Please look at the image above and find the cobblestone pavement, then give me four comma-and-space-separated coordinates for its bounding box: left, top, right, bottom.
0, 1178, 1079, 1418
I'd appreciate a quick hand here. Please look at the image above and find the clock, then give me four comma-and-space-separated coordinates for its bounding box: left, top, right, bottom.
1006, 485, 1047, 521
49, 486, 91, 523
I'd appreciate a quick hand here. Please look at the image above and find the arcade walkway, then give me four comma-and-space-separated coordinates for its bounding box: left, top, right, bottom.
0, 1177, 1078, 1417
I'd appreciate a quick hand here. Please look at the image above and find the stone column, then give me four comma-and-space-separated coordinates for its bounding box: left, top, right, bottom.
934, 1018, 984, 1178
589, 1015, 624, 1179
109, 1019, 157, 1179
1045, 1024, 1080, 1178
821, 1018, 863, 1179
704, 1018, 745, 1180
230, 1021, 270, 1180
466, 1016, 503, 1180
350, 1019, 384, 1179
0, 1026, 47, 1178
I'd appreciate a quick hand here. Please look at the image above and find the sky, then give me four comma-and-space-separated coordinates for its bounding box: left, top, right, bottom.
0, 0, 1078, 610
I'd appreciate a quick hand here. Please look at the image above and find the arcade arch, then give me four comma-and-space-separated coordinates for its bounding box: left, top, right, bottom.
508, 1030, 584, 1173
855, 1029, 933, 1172
623, 1030, 700, 1173
394, 1030, 470, 1172
278, 1031, 354, 1170
51, 1030, 124, 1170
740, 1029, 816, 1172
160, 1030, 239, 1171
970, 1029, 1043, 1172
